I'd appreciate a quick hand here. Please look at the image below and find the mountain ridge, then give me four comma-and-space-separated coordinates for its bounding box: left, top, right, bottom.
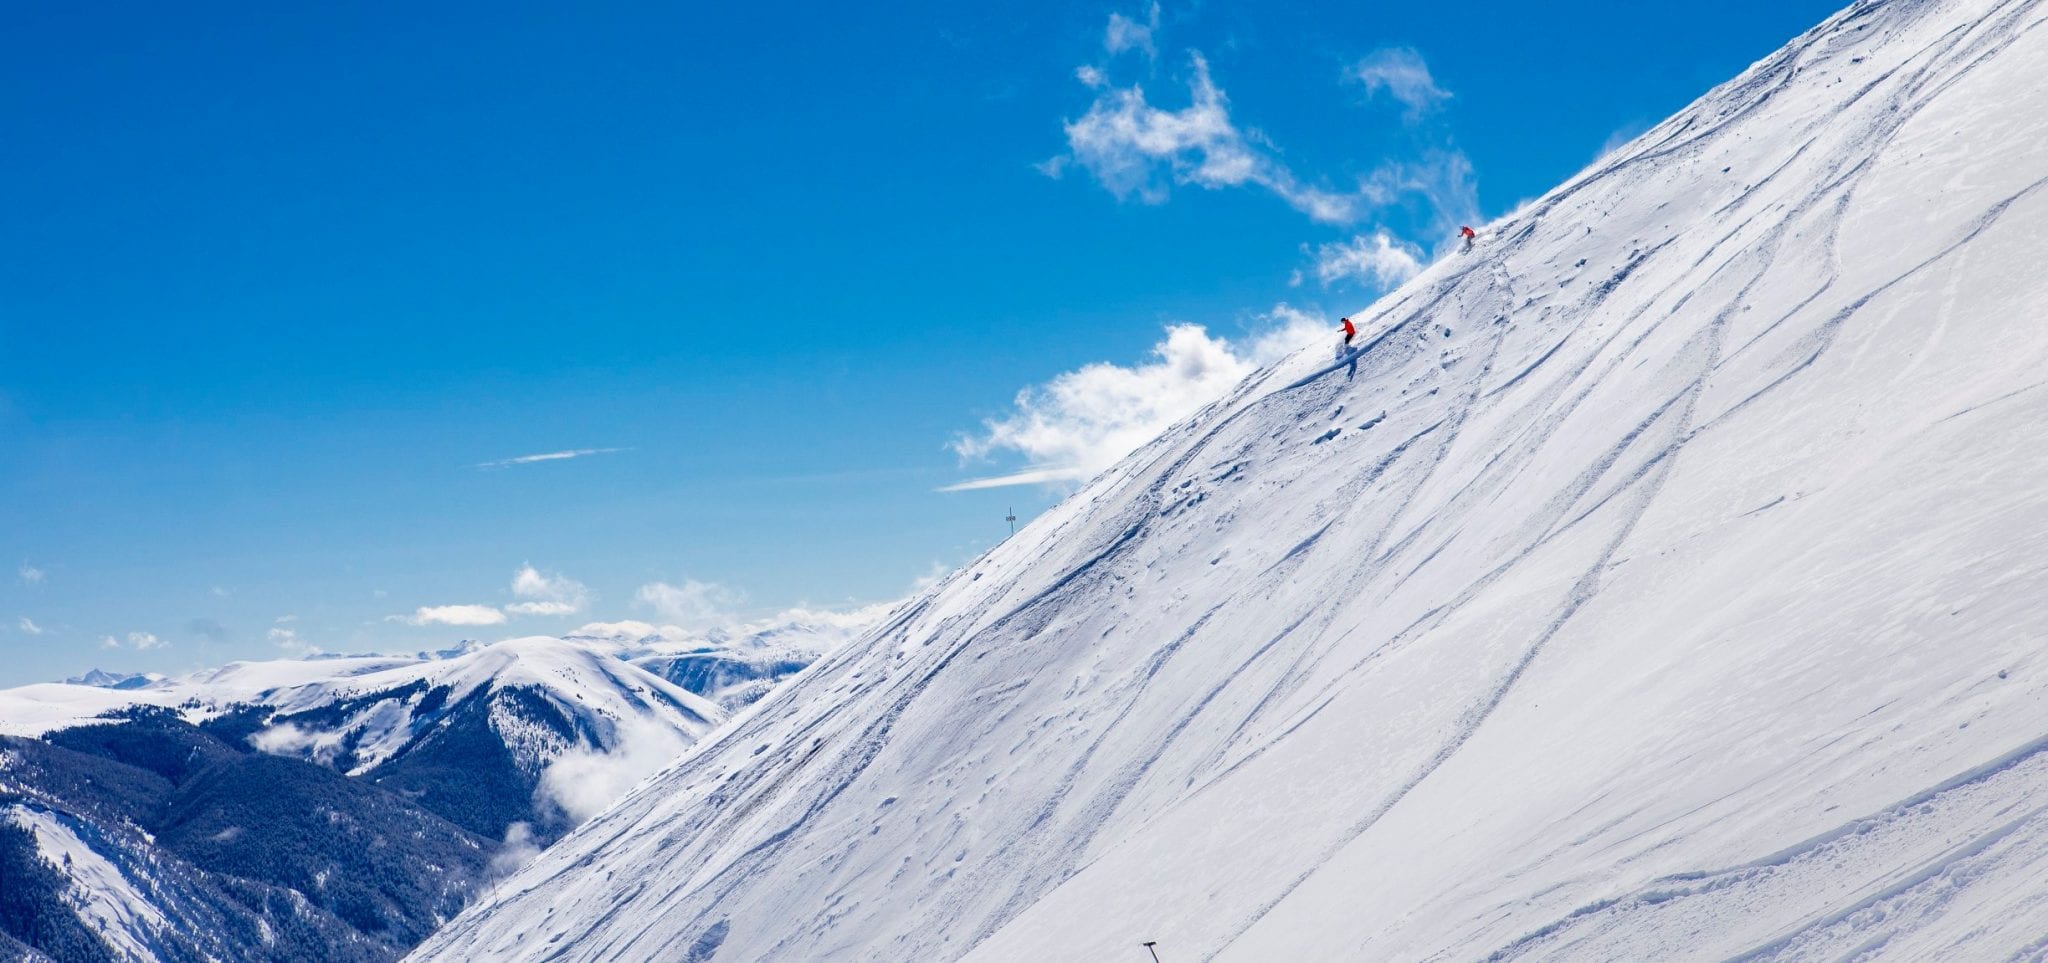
410, 0, 2048, 958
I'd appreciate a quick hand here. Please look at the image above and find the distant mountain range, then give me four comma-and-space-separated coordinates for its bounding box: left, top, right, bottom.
0, 606, 888, 962
58, 670, 162, 691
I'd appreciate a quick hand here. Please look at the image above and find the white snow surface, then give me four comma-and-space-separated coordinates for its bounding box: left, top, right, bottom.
0, 684, 179, 738
1, 638, 724, 783
414, 0, 2048, 959
5, 803, 168, 962
0, 653, 427, 737
244, 636, 726, 776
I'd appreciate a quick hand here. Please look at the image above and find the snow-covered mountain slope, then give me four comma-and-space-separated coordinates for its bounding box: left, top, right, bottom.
409, 1, 2048, 960
1, 606, 879, 747
0, 640, 729, 961
2, 710, 494, 962
5, 638, 726, 840
231, 637, 727, 840
61, 669, 163, 690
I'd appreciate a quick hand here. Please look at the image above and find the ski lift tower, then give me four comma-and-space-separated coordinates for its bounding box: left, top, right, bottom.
1006, 507, 1018, 537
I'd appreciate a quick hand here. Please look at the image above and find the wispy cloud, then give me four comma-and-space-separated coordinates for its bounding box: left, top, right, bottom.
938, 466, 1096, 492
391, 565, 592, 629
634, 579, 742, 631
269, 615, 320, 655
18, 565, 44, 585
475, 447, 631, 470
487, 823, 543, 882
910, 561, 952, 592
506, 564, 590, 617
406, 604, 508, 627
1048, 38, 1479, 256
970, 22, 1484, 491
188, 618, 231, 643
1348, 47, 1451, 119
572, 598, 899, 648
19, 617, 43, 635
946, 306, 1326, 490
536, 715, 691, 825
1104, 1, 1161, 60
1050, 52, 1376, 225
99, 631, 166, 651
1369, 149, 1480, 244
1312, 230, 1426, 288
504, 601, 581, 617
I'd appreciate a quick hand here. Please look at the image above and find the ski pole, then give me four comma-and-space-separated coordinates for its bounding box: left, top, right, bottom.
1142, 941, 1162, 963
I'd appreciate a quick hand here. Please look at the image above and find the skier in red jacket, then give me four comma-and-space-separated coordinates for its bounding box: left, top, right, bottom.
1341, 317, 1357, 346
1460, 225, 1477, 253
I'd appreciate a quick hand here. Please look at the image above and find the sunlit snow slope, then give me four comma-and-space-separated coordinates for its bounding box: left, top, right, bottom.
411, 1, 2048, 959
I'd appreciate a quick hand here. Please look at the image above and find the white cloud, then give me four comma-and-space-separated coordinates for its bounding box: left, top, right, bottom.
1054, 31, 1481, 284
1105, 2, 1161, 59
940, 466, 1096, 492
1365, 150, 1481, 244
1240, 304, 1333, 362
1313, 230, 1427, 289
407, 604, 509, 627
269, 626, 319, 655
475, 447, 630, 470
488, 822, 542, 882
572, 599, 898, 653
1056, 53, 1375, 225
1053, 49, 1479, 239
911, 562, 952, 592
188, 617, 230, 643
18, 565, 44, 585
99, 630, 165, 651
567, 619, 687, 645
775, 600, 904, 632
1349, 47, 1451, 119
392, 566, 588, 629
210, 586, 231, 598
536, 714, 692, 825
506, 564, 589, 617
635, 579, 743, 631
248, 722, 345, 763
18, 617, 42, 635
505, 600, 580, 617
947, 306, 1327, 490
269, 617, 321, 656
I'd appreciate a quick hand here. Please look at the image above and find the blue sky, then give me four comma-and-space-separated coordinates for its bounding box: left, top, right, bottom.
0, 0, 1846, 684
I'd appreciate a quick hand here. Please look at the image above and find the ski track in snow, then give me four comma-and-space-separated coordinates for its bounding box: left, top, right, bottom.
408, 1, 2048, 960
